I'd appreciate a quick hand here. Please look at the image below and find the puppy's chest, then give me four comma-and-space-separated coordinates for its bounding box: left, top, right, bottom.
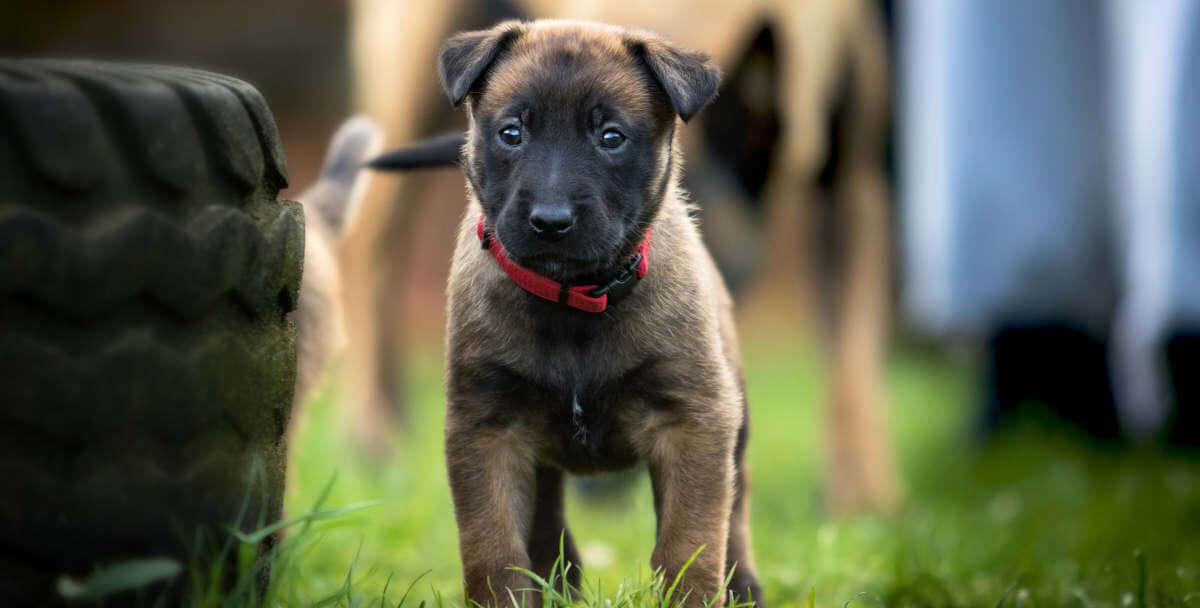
532, 378, 643, 473
486, 346, 671, 474
457, 294, 684, 471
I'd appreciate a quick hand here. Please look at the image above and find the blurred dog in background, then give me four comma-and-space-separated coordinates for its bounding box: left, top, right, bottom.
291, 116, 382, 430
345, 0, 897, 512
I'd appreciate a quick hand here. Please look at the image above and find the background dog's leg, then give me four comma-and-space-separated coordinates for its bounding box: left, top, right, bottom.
342, 0, 463, 456
827, 168, 896, 513
647, 424, 735, 607
527, 466, 583, 592
768, 0, 897, 514
824, 2, 899, 513
444, 422, 536, 605
724, 416, 763, 605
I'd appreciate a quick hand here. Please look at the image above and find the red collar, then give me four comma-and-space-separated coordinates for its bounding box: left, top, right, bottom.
476, 216, 650, 313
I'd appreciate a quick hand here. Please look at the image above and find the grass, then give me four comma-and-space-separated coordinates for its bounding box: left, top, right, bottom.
79, 327, 1200, 606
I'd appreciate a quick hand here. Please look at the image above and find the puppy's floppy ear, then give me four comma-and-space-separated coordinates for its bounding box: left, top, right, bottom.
627, 34, 721, 122
439, 20, 526, 107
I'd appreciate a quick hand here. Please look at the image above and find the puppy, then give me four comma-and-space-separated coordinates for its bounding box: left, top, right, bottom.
433, 20, 759, 606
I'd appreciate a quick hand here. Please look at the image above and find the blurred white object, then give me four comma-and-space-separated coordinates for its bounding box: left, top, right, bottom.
900, 0, 1200, 434
1107, 0, 1194, 435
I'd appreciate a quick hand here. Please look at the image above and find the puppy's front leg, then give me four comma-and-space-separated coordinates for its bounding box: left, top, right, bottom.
647, 419, 736, 607
445, 415, 537, 606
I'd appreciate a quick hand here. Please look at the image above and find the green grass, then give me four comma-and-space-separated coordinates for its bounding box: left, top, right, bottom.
134, 334, 1200, 606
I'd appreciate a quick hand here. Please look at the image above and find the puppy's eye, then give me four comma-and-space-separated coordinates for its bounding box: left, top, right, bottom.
599, 128, 626, 149
498, 126, 522, 146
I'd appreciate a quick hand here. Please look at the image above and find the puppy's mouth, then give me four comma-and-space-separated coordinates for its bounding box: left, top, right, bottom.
488, 214, 627, 281
509, 251, 613, 282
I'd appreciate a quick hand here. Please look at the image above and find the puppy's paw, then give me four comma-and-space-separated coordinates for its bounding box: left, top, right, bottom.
726, 573, 764, 607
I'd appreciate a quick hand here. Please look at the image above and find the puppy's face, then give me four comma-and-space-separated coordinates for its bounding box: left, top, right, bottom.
440, 21, 719, 279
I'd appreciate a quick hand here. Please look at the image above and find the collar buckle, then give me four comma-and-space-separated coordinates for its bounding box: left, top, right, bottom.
589, 252, 643, 298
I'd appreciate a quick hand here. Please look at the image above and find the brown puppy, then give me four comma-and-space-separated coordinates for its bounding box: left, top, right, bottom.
353, 0, 897, 515
437, 20, 759, 607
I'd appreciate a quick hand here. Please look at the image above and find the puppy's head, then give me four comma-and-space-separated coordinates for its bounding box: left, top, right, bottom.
440, 20, 720, 279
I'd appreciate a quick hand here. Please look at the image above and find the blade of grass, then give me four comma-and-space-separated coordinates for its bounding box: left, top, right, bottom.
56, 558, 181, 601
227, 500, 382, 545
663, 546, 704, 608
395, 570, 431, 608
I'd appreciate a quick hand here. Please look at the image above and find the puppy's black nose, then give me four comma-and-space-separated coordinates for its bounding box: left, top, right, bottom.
529, 204, 576, 241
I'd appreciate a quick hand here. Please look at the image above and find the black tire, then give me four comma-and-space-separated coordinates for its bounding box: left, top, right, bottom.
0, 60, 302, 603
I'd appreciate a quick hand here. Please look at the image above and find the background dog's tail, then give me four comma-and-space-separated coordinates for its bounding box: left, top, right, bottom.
299, 115, 385, 236
366, 131, 465, 171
